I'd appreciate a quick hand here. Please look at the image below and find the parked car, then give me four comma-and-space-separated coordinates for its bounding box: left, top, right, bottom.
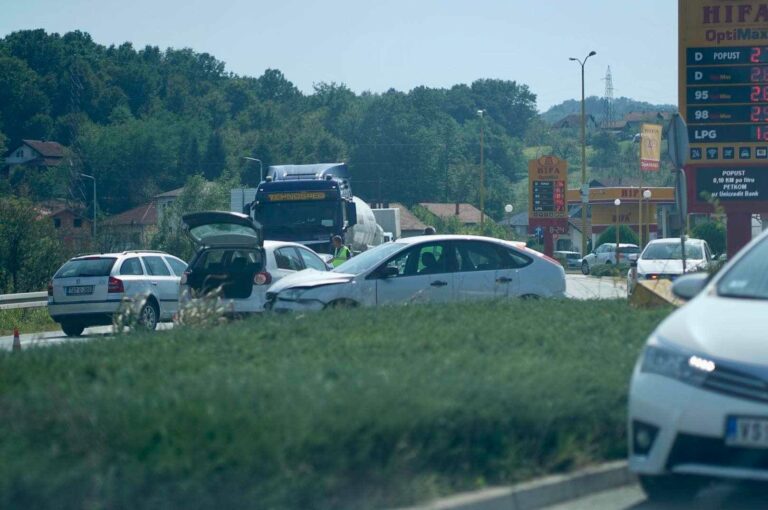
179, 211, 330, 315
580, 243, 640, 274
265, 234, 566, 312
626, 237, 712, 295
48, 250, 187, 336
553, 250, 582, 269
628, 229, 768, 501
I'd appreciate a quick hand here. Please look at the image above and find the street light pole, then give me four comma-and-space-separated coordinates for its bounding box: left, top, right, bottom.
504, 203, 514, 240
79, 173, 96, 240
477, 110, 485, 226
614, 198, 621, 264
570, 50, 596, 257
243, 157, 264, 184
643, 189, 653, 245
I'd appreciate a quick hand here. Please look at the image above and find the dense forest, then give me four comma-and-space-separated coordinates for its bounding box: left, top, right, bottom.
0, 29, 539, 220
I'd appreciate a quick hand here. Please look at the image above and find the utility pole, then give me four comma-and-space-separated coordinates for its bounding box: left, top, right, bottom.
478, 109, 485, 225
79, 173, 96, 240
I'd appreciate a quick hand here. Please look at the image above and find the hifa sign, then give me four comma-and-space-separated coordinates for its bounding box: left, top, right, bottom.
528, 156, 569, 257
640, 123, 662, 171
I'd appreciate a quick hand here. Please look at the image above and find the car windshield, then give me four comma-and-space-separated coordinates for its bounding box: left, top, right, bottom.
717, 236, 768, 300
256, 201, 339, 233
332, 242, 404, 274
641, 241, 703, 260
54, 257, 117, 278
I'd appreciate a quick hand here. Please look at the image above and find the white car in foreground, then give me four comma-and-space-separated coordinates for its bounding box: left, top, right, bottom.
628, 229, 768, 501
265, 235, 565, 311
627, 238, 713, 295
179, 211, 331, 315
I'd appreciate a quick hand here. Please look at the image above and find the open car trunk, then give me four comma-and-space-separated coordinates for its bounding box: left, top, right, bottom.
187, 247, 264, 299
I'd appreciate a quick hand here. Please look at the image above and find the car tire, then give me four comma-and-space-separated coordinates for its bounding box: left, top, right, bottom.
581, 261, 590, 275
138, 300, 159, 330
325, 299, 358, 309
639, 474, 706, 502
61, 321, 85, 337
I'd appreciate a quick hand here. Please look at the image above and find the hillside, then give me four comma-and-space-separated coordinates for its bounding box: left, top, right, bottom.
541, 96, 676, 124
0, 29, 538, 220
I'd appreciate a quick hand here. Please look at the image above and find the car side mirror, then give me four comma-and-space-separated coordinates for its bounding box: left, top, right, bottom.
630, 260, 637, 268
376, 266, 399, 279
672, 272, 710, 300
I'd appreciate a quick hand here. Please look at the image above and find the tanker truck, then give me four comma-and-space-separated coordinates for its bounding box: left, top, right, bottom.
233, 163, 384, 254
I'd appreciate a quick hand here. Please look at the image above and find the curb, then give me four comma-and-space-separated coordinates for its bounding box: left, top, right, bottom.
397, 461, 635, 510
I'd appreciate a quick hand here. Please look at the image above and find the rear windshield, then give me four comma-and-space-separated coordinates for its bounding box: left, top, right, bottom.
618, 246, 639, 254
191, 248, 264, 273
55, 258, 117, 278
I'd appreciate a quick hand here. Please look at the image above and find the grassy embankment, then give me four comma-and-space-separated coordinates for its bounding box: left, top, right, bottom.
0, 300, 670, 510
0, 307, 58, 336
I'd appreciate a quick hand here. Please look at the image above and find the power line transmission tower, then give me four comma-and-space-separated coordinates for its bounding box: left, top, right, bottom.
602, 66, 615, 126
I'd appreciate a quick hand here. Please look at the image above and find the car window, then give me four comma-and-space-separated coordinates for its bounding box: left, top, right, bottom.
717, 236, 768, 300
382, 242, 449, 277
165, 257, 188, 276
275, 247, 304, 271
54, 257, 117, 278
642, 242, 704, 260
504, 247, 533, 268
142, 256, 171, 276
618, 246, 639, 254
455, 241, 505, 272
119, 257, 144, 276
297, 247, 327, 271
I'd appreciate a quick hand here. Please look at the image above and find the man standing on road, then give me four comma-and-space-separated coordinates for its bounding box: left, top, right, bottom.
331, 235, 351, 267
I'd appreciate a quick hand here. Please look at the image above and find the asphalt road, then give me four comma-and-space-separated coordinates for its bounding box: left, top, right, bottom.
0, 323, 174, 351
544, 482, 767, 510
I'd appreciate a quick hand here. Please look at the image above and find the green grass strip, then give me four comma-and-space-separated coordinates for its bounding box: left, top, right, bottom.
0, 299, 670, 510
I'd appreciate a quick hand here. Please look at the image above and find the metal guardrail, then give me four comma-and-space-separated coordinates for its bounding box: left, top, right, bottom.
0, 291, 48, 310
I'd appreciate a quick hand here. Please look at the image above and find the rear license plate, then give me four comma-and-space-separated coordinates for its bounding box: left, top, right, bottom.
725, 416, 768, 448
66, 285, 94, 296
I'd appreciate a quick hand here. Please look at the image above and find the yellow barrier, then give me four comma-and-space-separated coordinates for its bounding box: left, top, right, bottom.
629, 279, 684, 308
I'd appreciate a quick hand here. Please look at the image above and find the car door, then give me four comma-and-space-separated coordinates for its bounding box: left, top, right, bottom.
141, 255, 179, 320
453, 240, 516, 300
117, 256, 151, 298
374, 241, 454, 305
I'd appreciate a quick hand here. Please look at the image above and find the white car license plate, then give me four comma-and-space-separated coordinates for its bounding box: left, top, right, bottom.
725, 416, 768, 448
66, 285, 94, 296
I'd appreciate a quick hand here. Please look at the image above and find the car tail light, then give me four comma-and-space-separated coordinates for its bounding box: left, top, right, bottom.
108, 276, 124, 293
180, 271, 189, 285
47, 281, 53, 297
253, 271, 272, 285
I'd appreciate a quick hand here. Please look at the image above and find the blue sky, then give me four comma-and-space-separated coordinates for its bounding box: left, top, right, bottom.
0, 0, 678, 111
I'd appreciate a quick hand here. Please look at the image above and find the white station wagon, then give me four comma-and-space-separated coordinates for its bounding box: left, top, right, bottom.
48, 251, 187, 336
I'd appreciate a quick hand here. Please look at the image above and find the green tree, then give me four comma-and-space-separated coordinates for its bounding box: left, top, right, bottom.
0, 197, 65, 292
151, 175, 229, 260
596, 225, 639, 248
692, 221, 726, 256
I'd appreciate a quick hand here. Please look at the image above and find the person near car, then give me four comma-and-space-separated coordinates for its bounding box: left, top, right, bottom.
423, 226, 436, 235
331, 235, 351, 267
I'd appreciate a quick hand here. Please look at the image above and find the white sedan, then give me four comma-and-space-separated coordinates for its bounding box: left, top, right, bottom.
627, 237, 713, 295
628, 229, 768, 501
265, 235, 566, 311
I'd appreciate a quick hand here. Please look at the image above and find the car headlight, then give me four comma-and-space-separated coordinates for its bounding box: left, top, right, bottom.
279, 287, 309, 301
640, 343, 716, 386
